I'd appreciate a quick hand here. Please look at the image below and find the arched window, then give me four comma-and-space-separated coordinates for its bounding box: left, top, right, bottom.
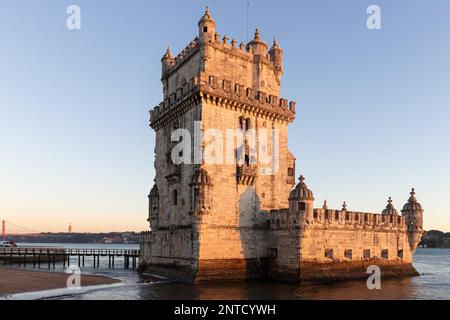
244, 143, 250, 165
245, 118, 251, 131
173, 190, 178, 206
239, 117, 245, 131
245, 154, 250, 166
191, 188, 199, 211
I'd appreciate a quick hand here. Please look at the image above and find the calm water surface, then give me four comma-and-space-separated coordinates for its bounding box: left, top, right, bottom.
8, 245, 450, 300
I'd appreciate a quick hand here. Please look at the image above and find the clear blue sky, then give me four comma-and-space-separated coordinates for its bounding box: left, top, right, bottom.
0, 0, 449, 232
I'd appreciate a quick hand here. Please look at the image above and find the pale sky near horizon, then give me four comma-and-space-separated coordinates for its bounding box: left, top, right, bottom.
1, 0, 449, 233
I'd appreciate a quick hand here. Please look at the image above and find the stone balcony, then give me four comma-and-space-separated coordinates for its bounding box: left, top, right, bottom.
237, 165, 256, 185
165, 165, 181, 185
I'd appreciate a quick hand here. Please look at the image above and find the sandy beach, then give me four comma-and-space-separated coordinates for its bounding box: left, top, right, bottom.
0, 268, 120, 295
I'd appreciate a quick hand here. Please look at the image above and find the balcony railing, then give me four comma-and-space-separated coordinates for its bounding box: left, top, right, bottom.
237, 165, 256, 185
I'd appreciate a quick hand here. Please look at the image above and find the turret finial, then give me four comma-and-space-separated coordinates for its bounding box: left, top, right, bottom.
323, 200, 328, 210
388, 196, 393, 205
299, 175, 305, 184
342, 202, 347, 210
408, 188, 417, 203
273, 36, 279, 47
254, 28, 261, 40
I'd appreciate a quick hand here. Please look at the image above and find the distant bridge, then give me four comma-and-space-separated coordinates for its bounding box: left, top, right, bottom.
1, 220, 41, 239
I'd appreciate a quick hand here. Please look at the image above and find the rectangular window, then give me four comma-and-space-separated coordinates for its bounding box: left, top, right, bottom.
345, 249, 353, 260
398, 250, 404, 259
313, 211, 318, 219
269, 248, 278, 258
381, 249, 389, 259
325, 249, 334, 259
373, 234, 379, 246
363, 249, 371, 259
335, 211, 340, 220
287, 168, 294, 177
298, 202, 306, 211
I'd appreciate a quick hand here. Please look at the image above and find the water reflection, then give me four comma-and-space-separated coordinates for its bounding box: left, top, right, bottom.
132, 277, 419, 300
53, 248, 450, 300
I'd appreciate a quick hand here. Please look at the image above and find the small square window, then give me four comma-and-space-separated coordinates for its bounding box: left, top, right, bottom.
363, 249, 371, 259
287, 168, 294, 177
325, 249, 334, 259
345, 249, 353, 260
381, 249, 389, 259
269, 248, 278, 258
298, 202, 306, 211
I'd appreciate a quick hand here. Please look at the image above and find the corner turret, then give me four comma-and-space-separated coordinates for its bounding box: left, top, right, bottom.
198, 6, 216, 42
401, 188, 424, 251
268, 37, 283, 82
161, 47, 174, 78
289, 175, 314, 225
382, 197, 398, 216
247, 29, 268, 56
148, 183, 160, 229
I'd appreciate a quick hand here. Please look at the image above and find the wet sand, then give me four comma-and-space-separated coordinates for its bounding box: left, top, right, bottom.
0, 268, 120, 295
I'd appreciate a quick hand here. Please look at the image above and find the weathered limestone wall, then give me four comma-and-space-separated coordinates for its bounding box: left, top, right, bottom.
300, 209, 413, 263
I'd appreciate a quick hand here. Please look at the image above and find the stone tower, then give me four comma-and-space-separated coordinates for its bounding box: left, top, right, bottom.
140, 7, 424, 284
144, 8, 297, 282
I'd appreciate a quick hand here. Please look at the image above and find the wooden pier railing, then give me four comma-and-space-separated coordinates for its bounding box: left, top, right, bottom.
0, 247, 140, 270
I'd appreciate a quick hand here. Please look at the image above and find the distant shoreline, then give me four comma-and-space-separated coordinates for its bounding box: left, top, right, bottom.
0, 268, 120, 296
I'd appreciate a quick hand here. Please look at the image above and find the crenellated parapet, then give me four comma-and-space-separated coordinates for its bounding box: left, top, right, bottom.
149, 75, 201, 130
161, 38, 200, 80
149, 72, 296, 129
268, 209, 299, 230
200, 74, 296, 122
267, 208, 408, 232
307, 208, 408, 232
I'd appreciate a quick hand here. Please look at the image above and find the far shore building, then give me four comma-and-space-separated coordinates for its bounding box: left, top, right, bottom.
139, 8, 424, 283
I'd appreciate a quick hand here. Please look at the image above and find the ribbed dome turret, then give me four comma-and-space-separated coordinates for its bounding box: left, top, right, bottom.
149, 184, 159, 197
382, 197, 398, 215
402, 188, 423, 211
198, 6, 216, 27
247, 29, 268, 55
289, 175, 314, 201
190, 168, 213, 186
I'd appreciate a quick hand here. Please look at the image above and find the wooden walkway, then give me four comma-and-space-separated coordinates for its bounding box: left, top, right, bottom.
1, 248, 140, 269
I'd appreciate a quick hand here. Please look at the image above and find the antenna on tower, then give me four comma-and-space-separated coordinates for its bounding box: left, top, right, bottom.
246, 0, 250, 43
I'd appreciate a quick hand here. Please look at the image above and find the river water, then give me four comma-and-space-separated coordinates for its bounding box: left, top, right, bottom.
6, 244, 450, 300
